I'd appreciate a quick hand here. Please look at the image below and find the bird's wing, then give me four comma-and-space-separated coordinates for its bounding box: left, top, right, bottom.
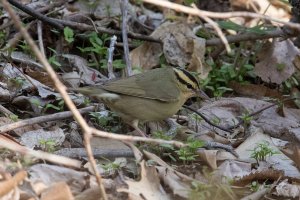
102, 68, 180, 102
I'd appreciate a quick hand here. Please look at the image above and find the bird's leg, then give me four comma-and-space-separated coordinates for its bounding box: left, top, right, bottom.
130, 120, 147, 137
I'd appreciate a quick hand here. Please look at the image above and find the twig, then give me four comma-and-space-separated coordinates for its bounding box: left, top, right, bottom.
91, 128, 186, 148
203, 141, 237, 157
120, 0, 133, 76
18, 0, 65, 18
229, 97, 297, 129
0, 0, 64, 31
0, 106, 95, 134
92, 127, 238, 157
0, 137, 81, 168
2, 21, 34, 51
107, 35, 117, 79
191, 3, 230, 53
37, 21, 45, 57
54, 18, 161, 43
0, 1, 108, 199
7, 0, 64, 30
5, 0, 160, 43
182, 105, 233, 133
142, 0, 300, 31
206, 29, 289, 46
56, 147, 134, 158
0, 104, 15, 116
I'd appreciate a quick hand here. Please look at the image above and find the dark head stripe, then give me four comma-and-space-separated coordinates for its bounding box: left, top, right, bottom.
174, 71, 193, 89
175, 68, 200, 89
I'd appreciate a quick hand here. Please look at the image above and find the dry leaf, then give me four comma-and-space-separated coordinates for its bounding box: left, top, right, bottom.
29, 164, 88, 195
40, 182, 74, 200
197, 149, 218, 169
0, 171, 26, 198
236, 129, 300, 178
20, 128, 65, 149
276, 179, 300, 198
130, 22, 209, 78
254, 39, 299, 84
118, 160, 171, 200
214, 160, 251, 182
156, 166, 191, 198
280, 144, 300, 171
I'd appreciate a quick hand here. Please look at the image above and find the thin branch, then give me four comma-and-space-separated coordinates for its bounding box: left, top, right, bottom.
191, 3, 230, 52
0, 137, 81, 168
53, 19, 161, 43
182, 105, 233, 133
107, 35, 117, 79
6, 0, 160, 43
142, 0, 300, 31
206, 29, 289, 46
0, 104, 15, 116
91, 128, 186, 148
2, 21, 34, 51
7, 0, 64, 30
37, 21, 45, 57
120, 0, 133, 76
1, 1, 107, 199
229, 97, 297, 129
0, 106, 95, 134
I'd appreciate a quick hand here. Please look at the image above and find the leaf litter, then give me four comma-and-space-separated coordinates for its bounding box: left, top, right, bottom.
0, 0, 299, 199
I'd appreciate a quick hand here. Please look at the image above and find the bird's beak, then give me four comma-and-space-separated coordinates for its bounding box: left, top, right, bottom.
197, 89, 210, 100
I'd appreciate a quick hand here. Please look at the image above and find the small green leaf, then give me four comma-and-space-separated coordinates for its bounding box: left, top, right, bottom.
64, 27, 74, 43
217, 21, 244, 31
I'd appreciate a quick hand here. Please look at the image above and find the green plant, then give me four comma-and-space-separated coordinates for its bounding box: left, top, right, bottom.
276, 63, 285, 71
250, 141, 279, 164
89, 111, 121, 132
201, 59, 255, 97
39, 139, 56, 153
189, 180, 236, 200
101, 161, 121, 173
77, 32, 114, 69
9, 114, 18, 122
189, 112, 203, 122
64, 27, 74, 43
48, 47, 61, 69
76, 32, 126, 70
239, 111, 253, 126
283, 75, 299, 92
18, 40, 33, 56
30, 98, 43, 109
44, 99, 64, 112
152, 131, 173, 141
83, 97, 91, 106
9, 77, 26, 89
250, 181, 260, 192
218, 20, 275, 35
153, 131, 174, 148
0, 30, 6, 47
211, 116, 221, 125
100, 59, 126, 69
184, 0, 199, 5
147, 131, 176, 161
89, 112, 109, 126
176, 138, 204, 164
78, 32, 108, 56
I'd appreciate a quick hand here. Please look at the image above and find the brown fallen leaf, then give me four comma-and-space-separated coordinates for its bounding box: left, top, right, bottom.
40, 182, 74, 200
118, 160, 171, 200
254, 39, 299, 84
280, 144, 300, 171
0, 170, 27, 198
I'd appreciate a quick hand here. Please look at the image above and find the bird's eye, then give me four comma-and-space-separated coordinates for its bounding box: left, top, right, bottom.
186, 84, 193, 89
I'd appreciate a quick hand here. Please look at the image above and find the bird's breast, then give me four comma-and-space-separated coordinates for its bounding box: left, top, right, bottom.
104, 94, 187, 122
